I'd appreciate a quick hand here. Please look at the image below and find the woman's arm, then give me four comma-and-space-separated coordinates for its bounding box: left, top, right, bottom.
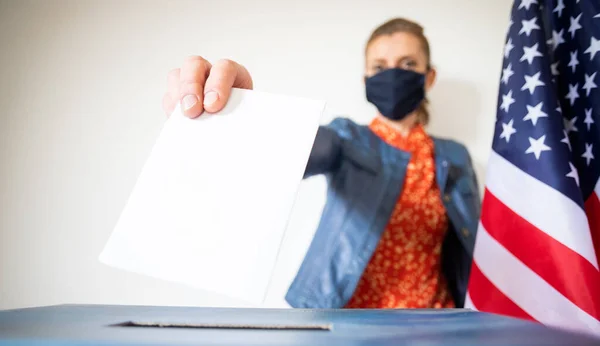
303, 125, 343, 178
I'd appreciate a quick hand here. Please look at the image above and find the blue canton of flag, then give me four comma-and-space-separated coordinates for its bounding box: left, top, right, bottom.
494, 0, 600, 205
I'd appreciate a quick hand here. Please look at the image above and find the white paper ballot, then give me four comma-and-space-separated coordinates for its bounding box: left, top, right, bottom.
99, 88, 326, 305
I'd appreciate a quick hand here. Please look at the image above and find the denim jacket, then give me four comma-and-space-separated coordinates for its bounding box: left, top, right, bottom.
285, 117, 481, 309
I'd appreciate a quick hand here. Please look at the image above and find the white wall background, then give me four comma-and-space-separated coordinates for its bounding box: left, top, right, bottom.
0, 0, 512, 310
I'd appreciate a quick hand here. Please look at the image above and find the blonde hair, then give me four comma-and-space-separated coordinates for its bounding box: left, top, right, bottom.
366, 18, 432, 125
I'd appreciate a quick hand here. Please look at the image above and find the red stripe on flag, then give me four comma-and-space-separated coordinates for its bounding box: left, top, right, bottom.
468, 261, 534, 321
481, 189, 600, 320
584, 192, 600, 267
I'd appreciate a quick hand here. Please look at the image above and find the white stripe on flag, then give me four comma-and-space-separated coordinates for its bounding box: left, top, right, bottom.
474, 222, 600, 335
464, 292, 477, 311
486, 151, 598, 269
595, 176, 600, 197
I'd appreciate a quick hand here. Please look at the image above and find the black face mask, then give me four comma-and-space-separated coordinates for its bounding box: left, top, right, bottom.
365, 68, 426, 121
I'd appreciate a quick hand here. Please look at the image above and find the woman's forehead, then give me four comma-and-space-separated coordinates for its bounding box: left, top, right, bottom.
366, 32, 427, 61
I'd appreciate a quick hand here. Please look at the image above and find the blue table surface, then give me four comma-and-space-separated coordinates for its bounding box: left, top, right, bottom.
0, 304, 598, 345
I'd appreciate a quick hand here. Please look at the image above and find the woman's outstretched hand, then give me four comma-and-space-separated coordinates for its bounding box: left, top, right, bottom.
162, 56, 253, 118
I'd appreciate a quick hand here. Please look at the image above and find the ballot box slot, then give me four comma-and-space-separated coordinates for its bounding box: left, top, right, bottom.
110, 321, 332, 331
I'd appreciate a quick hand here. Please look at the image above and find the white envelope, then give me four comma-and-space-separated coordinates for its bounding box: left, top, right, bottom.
99, 88, 326, 305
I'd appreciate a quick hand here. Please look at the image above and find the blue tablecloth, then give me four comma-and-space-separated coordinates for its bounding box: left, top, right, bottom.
0, 304, 598, 345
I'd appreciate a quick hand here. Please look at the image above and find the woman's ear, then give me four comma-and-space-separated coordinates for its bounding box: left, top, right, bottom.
425, 67, 437, 92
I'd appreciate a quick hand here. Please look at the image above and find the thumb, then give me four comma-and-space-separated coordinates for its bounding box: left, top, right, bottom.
203, 59, 253, 113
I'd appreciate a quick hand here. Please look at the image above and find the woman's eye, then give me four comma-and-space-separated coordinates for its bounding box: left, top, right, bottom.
374, 65, 385, 72
402, 60, 417, 69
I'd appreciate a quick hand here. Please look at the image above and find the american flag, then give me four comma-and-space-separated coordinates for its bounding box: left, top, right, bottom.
464, 0, 600, 335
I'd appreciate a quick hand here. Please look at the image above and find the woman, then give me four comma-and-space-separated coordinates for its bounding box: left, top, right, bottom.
162, 18, 481, 309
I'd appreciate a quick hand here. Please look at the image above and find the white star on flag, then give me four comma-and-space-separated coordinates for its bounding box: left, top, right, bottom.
520, 17, 541, 36
568, 51, 579, 72
501, 90, 516, 112
564, 116, 579, 134
582, 143, 595, 166
569, 14, 582, 38
519, 0, 538, 11
553, 0, 565, 17
584, 109, 595, 130
523, 102, 548, 125
583, 72, 598, 96
500, 119, 517, 143
565, 83, 580, 105
549, 29, 565, 51
525, 135, 551, 159
521, 43, 543, 64
565, 162, 580, 186
505, 38, 515, 58
561, 130, 572, 151
502, 64, 515, 84
584, 37, 600, 60
522, 72, 545, 94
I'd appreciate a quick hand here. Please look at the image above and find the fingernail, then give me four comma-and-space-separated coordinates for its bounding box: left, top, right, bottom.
182, 94, 198, 110
204, 91, 219, 106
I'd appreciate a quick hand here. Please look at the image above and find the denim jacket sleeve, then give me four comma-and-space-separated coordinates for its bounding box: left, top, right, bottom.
464, 146, 482, 207
303, 125, 342, 178
303, 118, 351, 178
459, 144, 482, 219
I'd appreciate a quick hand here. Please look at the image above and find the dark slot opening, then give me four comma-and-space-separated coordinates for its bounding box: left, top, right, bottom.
110, 321, 332, 331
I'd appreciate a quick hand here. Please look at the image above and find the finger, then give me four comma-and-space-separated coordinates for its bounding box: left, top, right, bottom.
203, 59, 253, 113
162, 68, 180, 116
179, 56, 211, 118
